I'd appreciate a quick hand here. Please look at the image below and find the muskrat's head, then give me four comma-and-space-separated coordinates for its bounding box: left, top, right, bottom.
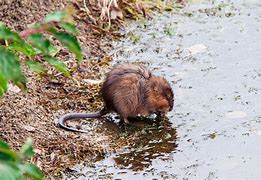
147, 76, 174, 114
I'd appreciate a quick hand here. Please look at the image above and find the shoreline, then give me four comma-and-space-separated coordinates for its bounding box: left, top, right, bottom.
0, 0, 179, 177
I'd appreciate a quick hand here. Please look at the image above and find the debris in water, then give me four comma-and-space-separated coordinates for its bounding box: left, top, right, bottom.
185, 44, 208, 55
226, 111, 247, 119
253, 130, 261, 136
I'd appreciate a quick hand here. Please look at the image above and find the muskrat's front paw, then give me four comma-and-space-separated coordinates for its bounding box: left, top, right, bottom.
123, 118, 130, 124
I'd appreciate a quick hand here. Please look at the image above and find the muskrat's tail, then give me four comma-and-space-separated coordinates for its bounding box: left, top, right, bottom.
58, 109, 107, 133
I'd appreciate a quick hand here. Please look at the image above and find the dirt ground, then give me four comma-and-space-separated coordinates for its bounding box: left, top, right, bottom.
0, 0, 122, 176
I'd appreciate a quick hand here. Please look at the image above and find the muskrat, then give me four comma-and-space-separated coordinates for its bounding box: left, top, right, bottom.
58, 63, 174, 133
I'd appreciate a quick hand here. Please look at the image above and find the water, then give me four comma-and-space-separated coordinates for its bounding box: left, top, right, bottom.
67, 1, 261, 179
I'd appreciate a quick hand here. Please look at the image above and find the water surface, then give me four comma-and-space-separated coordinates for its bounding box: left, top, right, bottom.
67, 1, 261, 179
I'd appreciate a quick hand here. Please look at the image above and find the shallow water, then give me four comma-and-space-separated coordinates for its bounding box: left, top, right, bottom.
67, 0, 261, 179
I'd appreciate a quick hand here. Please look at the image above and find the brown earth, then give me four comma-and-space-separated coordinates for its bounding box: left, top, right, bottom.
0, 0, 122, 177
0, 0, 181, 178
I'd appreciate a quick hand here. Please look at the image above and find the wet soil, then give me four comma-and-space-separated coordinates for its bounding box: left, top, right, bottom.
65, 0, 261, 179
0, 0, 117, 177
0, 0, 182, 178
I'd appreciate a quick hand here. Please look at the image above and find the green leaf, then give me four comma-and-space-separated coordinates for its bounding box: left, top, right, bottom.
0, 24, 36, 58
20, 138, 34, 158
19, 163, 43, 180
44, 56, 70, 77
48, 28, 83, 63
47, 45, 59, 57
60, 22, 78, 35
25, 61, 47, 75
0, 140, 17, 161
0, 46, 27, 90
0, 23, 23, 44
0, 163, 21, 180
127, 32, 140, 43
0, 73, 8, 96
45, 11, 67, 22
0, 147, 17, 162
0, 141, 10, 149
27, 34, 52, 55
0, 140, 43, 180
8, 42, 36, 58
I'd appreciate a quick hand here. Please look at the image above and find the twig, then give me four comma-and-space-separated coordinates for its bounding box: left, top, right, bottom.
20, 28, 49, 38
5, 40, 8, 46
83, 0, 91, 15
19, 21, 58, 38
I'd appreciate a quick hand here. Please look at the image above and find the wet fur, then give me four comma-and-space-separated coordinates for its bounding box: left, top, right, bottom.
58, 63, 174, 132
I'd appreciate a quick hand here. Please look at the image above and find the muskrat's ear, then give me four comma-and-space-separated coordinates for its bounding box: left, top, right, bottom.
153, 85, 160, 94
149, 77, 160, 93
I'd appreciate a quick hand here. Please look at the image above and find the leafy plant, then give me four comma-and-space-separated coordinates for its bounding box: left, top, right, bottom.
127, 31, 140, 43
0, 11, 83, 96
163, 23, 176, 36
0, 138, 43, 180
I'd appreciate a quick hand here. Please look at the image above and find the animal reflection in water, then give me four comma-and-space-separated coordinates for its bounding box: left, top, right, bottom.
94, 115, 177, 171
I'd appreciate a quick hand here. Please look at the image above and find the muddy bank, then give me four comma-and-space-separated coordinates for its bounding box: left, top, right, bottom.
0, 0, 183, 177
0, 0, 174, 177
0, 0, 113, 176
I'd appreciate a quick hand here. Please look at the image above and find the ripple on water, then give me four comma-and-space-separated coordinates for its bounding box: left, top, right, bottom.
65, 0, 261, 179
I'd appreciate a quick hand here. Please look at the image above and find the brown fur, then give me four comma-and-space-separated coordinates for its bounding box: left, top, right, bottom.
58, 63, 174, 132
101, 63, 174, 123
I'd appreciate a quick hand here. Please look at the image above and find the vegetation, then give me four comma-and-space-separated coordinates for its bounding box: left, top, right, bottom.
0, 138, 43, 180
0, 0, 180, 97
0, 11, 82, 96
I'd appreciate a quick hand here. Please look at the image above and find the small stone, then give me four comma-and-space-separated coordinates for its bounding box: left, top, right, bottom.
34, 149, 42, 155
8, 84, 21, 93
83, 79, 103, 84
22, 125, 35, 132
50, 152, 55, 161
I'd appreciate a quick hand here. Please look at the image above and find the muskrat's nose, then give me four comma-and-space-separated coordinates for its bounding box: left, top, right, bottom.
162, 108, 169, 115
169, 101, 174, 111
